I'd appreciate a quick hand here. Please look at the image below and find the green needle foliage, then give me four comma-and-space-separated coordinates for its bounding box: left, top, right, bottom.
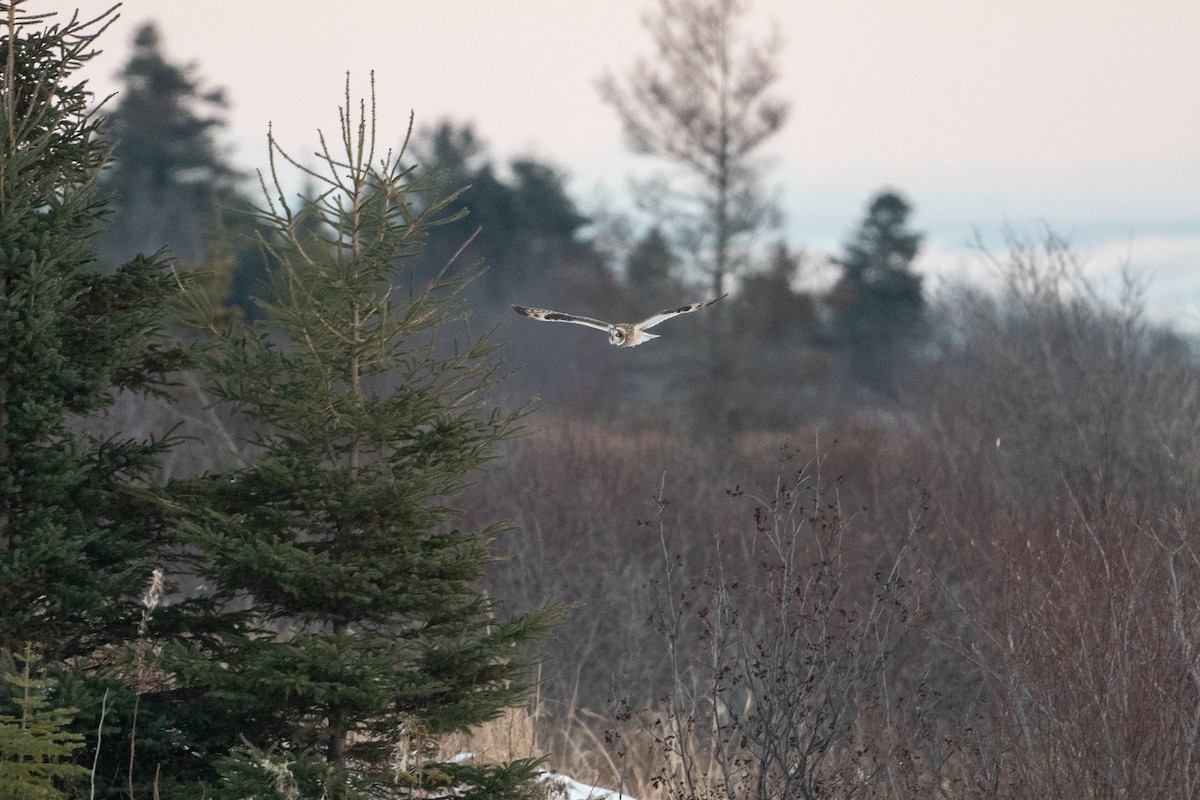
168, 76, 557, 799
0, 2, 187, 661
0, 644, 89, 800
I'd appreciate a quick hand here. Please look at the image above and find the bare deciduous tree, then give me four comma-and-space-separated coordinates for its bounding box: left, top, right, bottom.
599, 0, 789, 306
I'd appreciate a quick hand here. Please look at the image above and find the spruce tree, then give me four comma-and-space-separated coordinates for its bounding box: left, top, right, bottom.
168, 77, 556, 799
1, 6, 196, 797
825, 190, 924, 387
0, 2, 186, 664
96, 22, 266, 318
409, 120, 604, 306
95, 22, 241, 266
0, 644, 89, 799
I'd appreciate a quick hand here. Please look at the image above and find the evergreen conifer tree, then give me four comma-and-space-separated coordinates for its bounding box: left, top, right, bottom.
96, 22, 266, 318
0, 1, 186, 665
625, 226, 681, 304
167, 78, 557, 799
95, 22, 241, 265
0, 644, 89, 799
735, 241, 814, 344
1, 6, 194, 796
825, 190, 924, 387
410, 121, 603, 306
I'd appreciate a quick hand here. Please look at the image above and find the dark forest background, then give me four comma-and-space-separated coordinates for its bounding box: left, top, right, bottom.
91, 20, 935, 431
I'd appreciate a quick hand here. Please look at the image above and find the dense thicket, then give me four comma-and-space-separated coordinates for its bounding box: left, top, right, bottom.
462, 243, 1200, 797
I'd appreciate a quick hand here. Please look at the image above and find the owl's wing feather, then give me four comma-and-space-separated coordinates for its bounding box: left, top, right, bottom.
512, 305, 613, 333
635, 295, 726, 331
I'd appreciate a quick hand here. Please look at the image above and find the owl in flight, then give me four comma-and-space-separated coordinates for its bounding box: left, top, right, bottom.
512, 295, 725, 348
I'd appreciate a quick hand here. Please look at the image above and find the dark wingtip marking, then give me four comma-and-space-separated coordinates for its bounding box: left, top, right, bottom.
667, 295, 724, 315
640, 296, 726, 322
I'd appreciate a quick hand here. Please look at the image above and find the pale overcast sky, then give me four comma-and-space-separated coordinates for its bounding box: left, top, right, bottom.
67, 0, 1200, 327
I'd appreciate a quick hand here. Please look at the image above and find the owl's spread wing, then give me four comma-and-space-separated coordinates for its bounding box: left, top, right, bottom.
512, 305, 613, 333
635, 295, 726, 331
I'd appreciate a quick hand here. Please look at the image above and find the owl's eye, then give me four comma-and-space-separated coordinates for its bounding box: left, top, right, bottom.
611, 329, 625, 342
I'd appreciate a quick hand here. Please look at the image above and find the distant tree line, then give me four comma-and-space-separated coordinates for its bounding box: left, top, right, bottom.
93, 14, 927, 427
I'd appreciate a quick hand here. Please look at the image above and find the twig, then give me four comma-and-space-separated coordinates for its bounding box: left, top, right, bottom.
91, 688, 108, 800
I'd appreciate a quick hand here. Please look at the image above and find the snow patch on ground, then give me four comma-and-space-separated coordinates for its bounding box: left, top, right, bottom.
539, 771, 636, 800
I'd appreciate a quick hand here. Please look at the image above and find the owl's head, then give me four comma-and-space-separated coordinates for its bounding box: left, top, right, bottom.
608, 327, 627, 346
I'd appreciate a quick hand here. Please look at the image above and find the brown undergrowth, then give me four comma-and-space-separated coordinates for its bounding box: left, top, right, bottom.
67, 237, 1200, 798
